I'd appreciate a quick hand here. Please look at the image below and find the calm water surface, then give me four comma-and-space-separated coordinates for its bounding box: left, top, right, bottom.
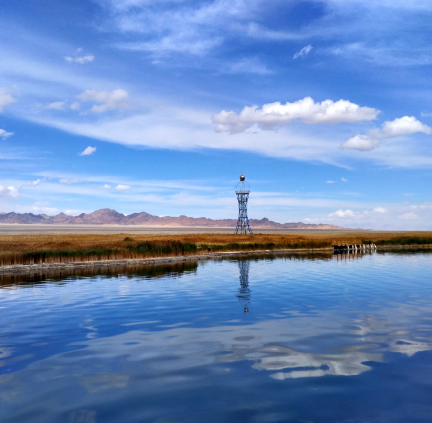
1, 252, 432, 423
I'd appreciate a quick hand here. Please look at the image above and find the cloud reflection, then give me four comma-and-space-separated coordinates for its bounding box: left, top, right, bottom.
62, 304, 432, 384
220, 343, 382, 379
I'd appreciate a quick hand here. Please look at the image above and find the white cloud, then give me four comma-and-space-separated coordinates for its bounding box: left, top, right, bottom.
115, 184, 130, 190
410, 203, 432, 210
0, 185, 19, 198
323, 202, 432, 229
328, 209, 358, 218
340, 135, 379, 151
59, 178, 80, 184
421, 112, 432, 118
28, 100, 432, 169
373, 207, 387, 213
0, 87, 17, 112
31, 206, 64, 215
32, 109, 345, 166
0, 129, 13, 139
341, 116, 431, 151
70, 101, 80, 110
80, 146, 96, 156
24, 179, 42, 187
47, 101, 66, 110
17, 204, 85, 216
293, 45, 313, 59
100, 184, 112, 189
77, 89, 130, 113
341, 177, 348, 182
65, 55, 94, 64
326, 180, 336, 183
381, 116, 431, 137
212, 97, 379, 134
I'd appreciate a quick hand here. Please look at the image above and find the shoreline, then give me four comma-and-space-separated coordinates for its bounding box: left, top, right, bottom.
1, 244, 431, 277
0, 248, 330, 276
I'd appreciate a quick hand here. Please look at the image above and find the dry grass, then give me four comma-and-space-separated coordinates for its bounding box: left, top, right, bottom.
1, 231, 431, 266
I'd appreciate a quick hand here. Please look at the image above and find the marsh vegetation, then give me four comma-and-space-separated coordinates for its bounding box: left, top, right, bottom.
1, 232, 431, 266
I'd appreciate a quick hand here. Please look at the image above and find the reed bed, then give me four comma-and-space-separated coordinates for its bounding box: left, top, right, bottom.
1, 231, 431, 266
363, 236, 432, 245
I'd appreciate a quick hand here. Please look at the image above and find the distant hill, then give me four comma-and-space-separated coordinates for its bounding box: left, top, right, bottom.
0, 208, 346, 229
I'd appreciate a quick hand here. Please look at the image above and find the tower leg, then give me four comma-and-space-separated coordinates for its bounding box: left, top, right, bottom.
235, 192, 253, 235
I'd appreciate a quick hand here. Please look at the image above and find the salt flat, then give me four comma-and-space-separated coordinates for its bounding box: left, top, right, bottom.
0, 224, 359, 236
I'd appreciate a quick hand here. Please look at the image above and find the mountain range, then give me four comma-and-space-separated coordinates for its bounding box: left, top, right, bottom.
0, 208, 346, 229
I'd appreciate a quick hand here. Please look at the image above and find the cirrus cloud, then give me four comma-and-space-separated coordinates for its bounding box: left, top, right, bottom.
65, 55, 94, 64
59, 178, 80, 184
293, 44, 313, 59
115, 184, 130, 190
212, 97, 379, 134
23, 178, 43, 187
0, 129, 13, 139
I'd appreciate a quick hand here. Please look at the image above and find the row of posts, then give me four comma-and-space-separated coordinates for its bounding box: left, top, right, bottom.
333, 244, 377, 253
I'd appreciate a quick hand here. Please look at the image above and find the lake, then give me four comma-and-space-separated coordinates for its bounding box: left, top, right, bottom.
1, 251, 432, 423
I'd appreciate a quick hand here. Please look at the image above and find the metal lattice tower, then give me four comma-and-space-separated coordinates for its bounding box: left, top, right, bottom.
234, 173, 253, 235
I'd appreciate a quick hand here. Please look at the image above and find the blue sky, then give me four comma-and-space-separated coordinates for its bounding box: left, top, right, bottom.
1, 0, 432, 229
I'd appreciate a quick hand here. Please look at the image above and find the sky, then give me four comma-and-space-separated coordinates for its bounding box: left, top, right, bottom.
1, 0, 432, 230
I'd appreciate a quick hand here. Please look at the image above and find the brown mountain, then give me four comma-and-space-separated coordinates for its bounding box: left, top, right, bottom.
0, 208, 346, 229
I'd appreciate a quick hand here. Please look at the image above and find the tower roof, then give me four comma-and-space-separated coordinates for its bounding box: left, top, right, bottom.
235, 174, 250, 193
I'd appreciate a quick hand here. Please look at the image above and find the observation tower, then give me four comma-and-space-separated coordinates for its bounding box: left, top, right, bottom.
234, 173, 253, 235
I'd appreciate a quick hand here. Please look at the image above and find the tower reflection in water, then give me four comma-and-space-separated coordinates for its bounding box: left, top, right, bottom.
236, 260, 251, 314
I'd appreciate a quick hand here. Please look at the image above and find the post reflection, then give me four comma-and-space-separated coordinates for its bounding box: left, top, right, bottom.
333, 250, 376, 261
236, 260, 251, 314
